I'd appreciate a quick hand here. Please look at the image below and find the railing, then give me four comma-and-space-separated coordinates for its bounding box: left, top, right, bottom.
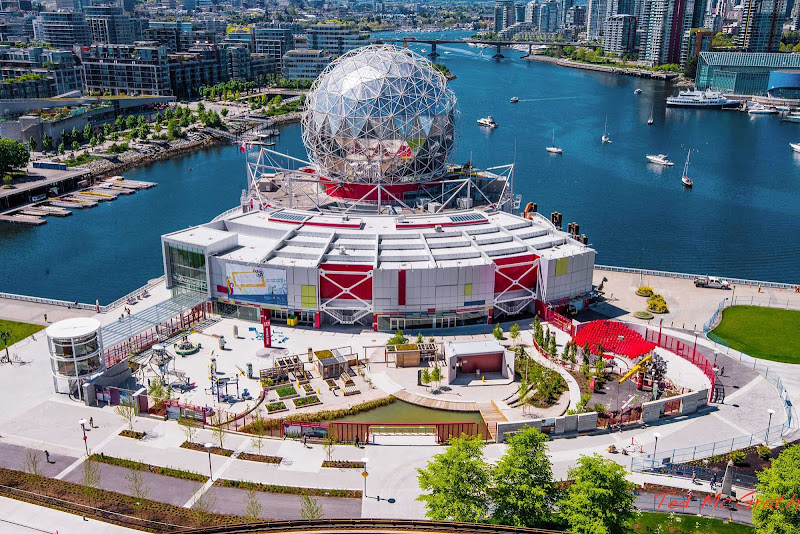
102, 276, 166, 312
595, 264, 799, 290
211, 205, 243, 222
631, 457, 759, 488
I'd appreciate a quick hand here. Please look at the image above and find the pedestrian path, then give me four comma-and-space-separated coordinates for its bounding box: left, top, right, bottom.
477, 402, 507, 440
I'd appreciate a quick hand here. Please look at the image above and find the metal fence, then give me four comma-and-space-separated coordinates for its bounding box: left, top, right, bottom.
595, 264, 799, 290
631, 457, 760, 488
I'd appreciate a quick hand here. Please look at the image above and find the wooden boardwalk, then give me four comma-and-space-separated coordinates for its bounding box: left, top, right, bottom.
392, 389, 479, 412
477, 401, 508, 441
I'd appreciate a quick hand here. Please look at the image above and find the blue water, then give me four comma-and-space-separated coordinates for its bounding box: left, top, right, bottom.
2, 31, 800, 303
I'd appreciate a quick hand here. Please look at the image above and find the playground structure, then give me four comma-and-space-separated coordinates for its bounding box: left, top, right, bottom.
617, 352, 669, 397
207, 356, 246, 403
174, 335, 201, 356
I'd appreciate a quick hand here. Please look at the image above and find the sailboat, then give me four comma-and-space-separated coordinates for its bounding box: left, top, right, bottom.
602, 116, 612, 143
681, 150, 693, 188
546, 130, 562, 154
648, 105, 654, 125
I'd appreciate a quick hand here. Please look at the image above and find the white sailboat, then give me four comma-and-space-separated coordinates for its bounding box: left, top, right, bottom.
602, 116, 611, 143
681, 150, 693, 188
546, 129, 562, 154
648, 105, 654, 125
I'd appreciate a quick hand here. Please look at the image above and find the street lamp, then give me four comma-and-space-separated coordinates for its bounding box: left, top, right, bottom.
204, 442, 213, 480
79, 418, 88, 456
652, 432, 661, 469
766, 409, 776, 445
361, 456, 369, 498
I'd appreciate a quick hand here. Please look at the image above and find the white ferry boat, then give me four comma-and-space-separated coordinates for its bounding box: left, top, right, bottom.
477, 116, 498, 128
666, 89, 730, 108
646, 154, 674, 166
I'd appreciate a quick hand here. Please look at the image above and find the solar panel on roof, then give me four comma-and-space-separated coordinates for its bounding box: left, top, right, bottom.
450, 213, 487, 223
270, 212, 309, 223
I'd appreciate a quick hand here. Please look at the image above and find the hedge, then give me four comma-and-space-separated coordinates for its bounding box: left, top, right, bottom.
215, 479, 361, 498
89, 454, 207, 482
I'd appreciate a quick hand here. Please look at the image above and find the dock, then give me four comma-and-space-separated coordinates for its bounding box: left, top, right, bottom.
0, 214, 46, 225
49, 199, 96, 209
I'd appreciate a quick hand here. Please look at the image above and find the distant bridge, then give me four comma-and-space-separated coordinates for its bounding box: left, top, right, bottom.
373, 37, 601, 59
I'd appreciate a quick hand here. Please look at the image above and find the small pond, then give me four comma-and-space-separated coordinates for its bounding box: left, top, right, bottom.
338, 400, 484, 424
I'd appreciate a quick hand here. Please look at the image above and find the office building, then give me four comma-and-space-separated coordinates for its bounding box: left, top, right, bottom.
306, 23, 369, 56
40, 11, 91, 48
282, 49, 330, 79
55, 0, 82, 11
516, 3, 528, 22
696, 52, 800, 96
82, 42, 171, 96
739, 0, 785, 52
604, 14, 637, 53
85, 5, 134, 44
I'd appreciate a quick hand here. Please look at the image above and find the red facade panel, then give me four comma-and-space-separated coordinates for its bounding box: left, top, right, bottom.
458, 352, 503, 374
319, 263, 373, 300
398, 269, 406, 306
493, 253, 539, 293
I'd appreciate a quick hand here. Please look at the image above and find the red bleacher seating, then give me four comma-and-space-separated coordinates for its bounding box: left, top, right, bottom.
572, 320, 656, 359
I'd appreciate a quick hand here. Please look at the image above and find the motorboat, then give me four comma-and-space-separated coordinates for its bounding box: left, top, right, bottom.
748, 104, 778, 115
477, 116, 498, 128
776, 105, 791, 111
646, 154, 674, 166
634, 88, 643, 95
510, 96, 519, 103
648, 105, 654, 125
790, 142, 800, 153
666, 89, 730, 108
681, 151, 693, 188
602, 116, 612, 143
546, 129, 562, 154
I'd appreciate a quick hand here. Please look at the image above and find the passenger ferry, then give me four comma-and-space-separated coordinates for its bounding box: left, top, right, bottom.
666, 89, 731, 108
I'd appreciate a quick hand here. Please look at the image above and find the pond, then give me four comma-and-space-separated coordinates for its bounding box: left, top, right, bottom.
338, 400, 484, 424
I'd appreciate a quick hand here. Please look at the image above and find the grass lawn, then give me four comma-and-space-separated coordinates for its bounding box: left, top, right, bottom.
711, 306, 800, 363
0, 319, 45, 349
632, 511, 753, 533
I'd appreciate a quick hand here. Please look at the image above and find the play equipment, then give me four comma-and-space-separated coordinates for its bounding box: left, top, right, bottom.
219, 335, 226, 350
235, 365, 246, 376
207, 356, 242, 403
618, 353, 667, 395
174, 335, 201, 356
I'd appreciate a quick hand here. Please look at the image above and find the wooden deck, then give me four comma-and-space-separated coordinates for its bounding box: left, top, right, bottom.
477, 401, 508, 441
392, 389, 479, 412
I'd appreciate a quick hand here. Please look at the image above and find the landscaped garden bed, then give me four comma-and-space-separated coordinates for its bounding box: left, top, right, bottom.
301, 383, 314, 394
325, 378, 339, 390
321, 460, 366, 469
686, 444, 780, 477
180, 441, 233, 457
274, 385, 299, 399
90, 454, 207, 482
214, 478, 361, 498
119, 430, 146, 440
266, 401, 288, 414
237, 452, 283, 464
293, 395, 322, 409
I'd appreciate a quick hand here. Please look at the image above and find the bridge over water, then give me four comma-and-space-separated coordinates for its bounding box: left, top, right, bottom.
373, 37, 601, 59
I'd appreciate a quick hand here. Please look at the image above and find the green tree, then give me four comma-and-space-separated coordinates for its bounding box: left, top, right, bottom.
115, 115, 125, 130
220, 107, 229, 117
558, 454, 635, 534
421, 368, 431, 389
416, 332, 424, 343
299, 493, 324, 519
83, 122, 92, 140
71, 141, 79, 151
509, 323, 521, 347
28, 136, 37, 152
126, 115, 137, 129
493, 323, 504, 341
684, 55, 698, 79
491, 426, 556, 527
167, 119, 182, 140
196, 101, 205, 112
42, 134, 52, 152
57, 142, 65, 155
416, 435, 490, 522
0, 138, 30, 175
430, 365, 442, 389
752, 445, 800, 534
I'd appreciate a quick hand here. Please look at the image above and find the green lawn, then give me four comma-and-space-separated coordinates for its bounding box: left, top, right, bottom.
711, 306, 800, 363
0, 319, 45, 350
632, 511, 753, 534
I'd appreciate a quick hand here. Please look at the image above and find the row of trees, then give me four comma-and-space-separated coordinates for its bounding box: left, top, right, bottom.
417, 427, 636, 533
198, 75, 314, 102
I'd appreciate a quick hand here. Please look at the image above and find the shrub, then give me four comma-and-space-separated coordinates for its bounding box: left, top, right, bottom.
758, 445, 773, 460
636, 285, 654, 297
592, 403, 606, 414
729, 450, 746, 466
267, 401, 286, 413
294, 395, 321, 408
647, 294, 669, 313
215, 479, 361, 498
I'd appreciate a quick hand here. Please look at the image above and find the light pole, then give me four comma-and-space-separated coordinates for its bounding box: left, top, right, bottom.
361, 456, 369, 498
79, 418, 89, 456
766, 409, 775, 445
652, 432, 661, 470
204, 442, 213, 480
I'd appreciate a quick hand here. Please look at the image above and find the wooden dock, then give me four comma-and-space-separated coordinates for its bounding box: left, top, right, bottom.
50, 199, 96, 208
0, 214, 45, 225
476, 401, 508, 441
392, 389, 479, 412
105, 177, 156, 189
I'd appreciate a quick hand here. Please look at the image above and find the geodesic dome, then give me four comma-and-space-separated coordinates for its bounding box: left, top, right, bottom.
302, 45, 459, 185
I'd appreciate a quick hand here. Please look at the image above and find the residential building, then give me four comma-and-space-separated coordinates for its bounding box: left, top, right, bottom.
168, 45, 226, 97
525, 0, 541, 23
494, 0, 517, 32
557, 0, 574, 24
704, 12, 723, 32
55, 0, 82, 11
739, 0, 785, 52
516, 3, 528, 22
680, 27, 713, 65
586, 0, 607, 39
604, 13, 637, 53
539, 0, 560, 32
607, 0, 635, 15
696, 51, 800, 95
306, 23, 369, 56
253, 24, 294, 61
282, 49, 330, 79
85, 5, 134, 44
641, 0, 695, 65
223, 31, 253, 51
0, 46, 82, 97
40, 11, 91, 48
82, 42, 171, 96
566, 4, 587, 26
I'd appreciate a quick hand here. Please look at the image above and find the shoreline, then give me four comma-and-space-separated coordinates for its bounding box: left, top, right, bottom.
525, 54, 691, 86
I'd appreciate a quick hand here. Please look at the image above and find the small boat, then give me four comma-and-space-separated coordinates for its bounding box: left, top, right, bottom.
776, 105, 791, 111
477, 116, 498, 128
748, 104, 778, 115
546, 129, 562, 154
790, 142, 800, 153
681, 151, 693, 188
634, 88, 643, 95
510, 96, 519, 103
602, 116, 611, 143
648, 105, 654, 125
646, 154, 674, 166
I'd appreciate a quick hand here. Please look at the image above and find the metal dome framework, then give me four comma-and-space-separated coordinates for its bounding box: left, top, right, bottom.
301, 44, 459, 185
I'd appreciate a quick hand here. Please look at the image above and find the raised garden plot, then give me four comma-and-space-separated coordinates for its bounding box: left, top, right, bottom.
180, 441, 233, 457
275, 385, 299, 399
266, 401, 288, 413
237, 452, 283, 464
301, 383, 314, 394
325, 379, 339, 390
322, 460, 366, 469
119, 430, 146, 440
293, 395, 322, 409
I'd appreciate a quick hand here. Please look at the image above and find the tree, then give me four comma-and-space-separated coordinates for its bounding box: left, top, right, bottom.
210, 411, 226, 449
0, 138, 30, 175
125, 466, 150, 501
243, 487, 262, 520
416, 435, 490, 522
126, 115, 137, 129
491, 427, 556, 527
192, 486, 217, 521
249, 412, 265, 456
28, 136, 37, 152
322, 431, 337, 462
510, 323, 521, 348
299, 493, 324, 519
71, 141, 79, 152
416, 332, 424, 343
196, 102, 205, 112
220, 108, 229, 117
387, 329, 407, 346
549, 336, 557, 358
83, 122, 92, 140
178, 416, 198, 444
114, 398, 137, 432
558, 454, 635, 534
82, 454, 102, 501
42, 134, 52, 152
167, 118, 182, 140
421, 368, 431, 390
57, 142, 65, 155
493, 324, 504, 341
752, 445, 800, 534
22, 449, 44, 490
684, 55, 698, 79
430, 365, 442, 389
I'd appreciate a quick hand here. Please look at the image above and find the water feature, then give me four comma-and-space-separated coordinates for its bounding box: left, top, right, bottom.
338, 400, 483, 424
2, 32, 800, 303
